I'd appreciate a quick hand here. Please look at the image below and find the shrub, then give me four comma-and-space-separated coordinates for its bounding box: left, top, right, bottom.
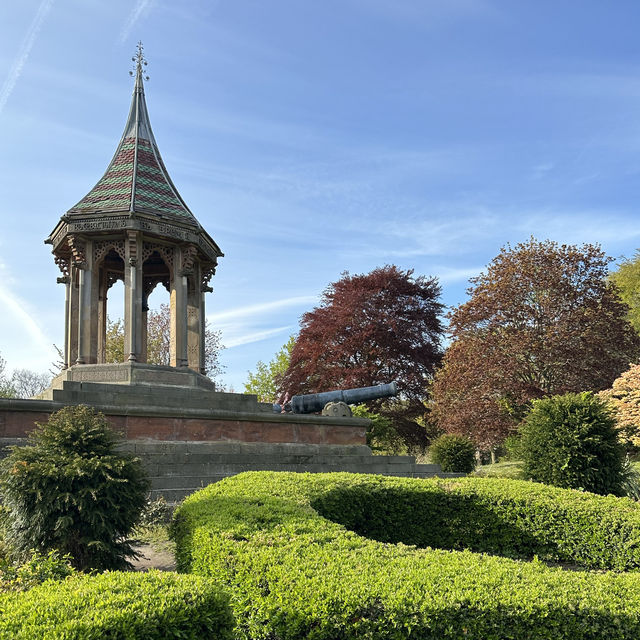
519, 392, 626, 495
0, 550, 75, 593
138, 495, 172, 527
0, 571, 234, 639
430, 433, 476, 472
172, 471, 640, 639
0, 405, 150, 571
351, 405, 405, 454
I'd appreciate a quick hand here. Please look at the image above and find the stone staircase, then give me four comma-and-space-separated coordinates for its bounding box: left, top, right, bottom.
0, 438, 463, 504
117, 441, 462, 502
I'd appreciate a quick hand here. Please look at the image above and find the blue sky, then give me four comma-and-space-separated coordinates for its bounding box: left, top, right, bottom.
2, 1, 640, 391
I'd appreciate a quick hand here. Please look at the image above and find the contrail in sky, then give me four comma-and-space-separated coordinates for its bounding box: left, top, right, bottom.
119, 0, 156, 43
0, 0, 54, 117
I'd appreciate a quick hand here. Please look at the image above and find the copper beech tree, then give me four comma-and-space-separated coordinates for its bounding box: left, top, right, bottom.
279, 266, 444, 447
432, 238, 640, 450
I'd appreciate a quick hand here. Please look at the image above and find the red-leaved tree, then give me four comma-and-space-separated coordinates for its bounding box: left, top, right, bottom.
432, 238, 640, 450
279, 265, 444, 447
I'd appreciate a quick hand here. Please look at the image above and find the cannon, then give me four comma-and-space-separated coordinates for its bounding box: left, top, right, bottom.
273, 381, 398, 414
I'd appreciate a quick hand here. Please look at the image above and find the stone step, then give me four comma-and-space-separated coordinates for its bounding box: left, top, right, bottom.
118, 442, 374, 457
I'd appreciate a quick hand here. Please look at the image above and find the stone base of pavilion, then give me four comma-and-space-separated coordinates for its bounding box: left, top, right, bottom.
0, 364, 461, 501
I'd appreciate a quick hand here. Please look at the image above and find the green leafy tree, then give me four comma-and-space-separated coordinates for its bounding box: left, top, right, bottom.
0, 405, 149, 571
610, 250, 640, 335
244, 336, 295, 403
105, 304, 225, 382
519, 392, 625, 496
351, 405, 405, 454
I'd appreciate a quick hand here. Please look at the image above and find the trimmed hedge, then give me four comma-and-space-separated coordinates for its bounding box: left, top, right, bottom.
0, 570, 233, 639
173, 472, 640, 639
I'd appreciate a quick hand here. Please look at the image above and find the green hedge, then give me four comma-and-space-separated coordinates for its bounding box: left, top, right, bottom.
173, 472, 640, 640
0, 570, 233, 639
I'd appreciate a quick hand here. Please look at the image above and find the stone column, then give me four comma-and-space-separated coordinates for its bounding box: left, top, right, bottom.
96, 268, 108, 364
67, 267, 79, 367
170, 274, 188, 368
75, 265, 87, 364
140, 289, 149, 364
124, 232, 143, 362
187, 264, 202, 372
57, 275, 71, 369
199, 290, 207, 375
170, 245, 189, 368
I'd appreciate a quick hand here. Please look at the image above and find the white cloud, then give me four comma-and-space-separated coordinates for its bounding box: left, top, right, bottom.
119, 0, 155, 44
208, 295, 318, 324
222, 325, 293, 349
0, 0, 54, 117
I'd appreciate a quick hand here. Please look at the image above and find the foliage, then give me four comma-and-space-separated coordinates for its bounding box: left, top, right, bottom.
173, 471, 640, 640
610, 249, 640, 335
622, 456, 640, 501
105, 304, 225, 382
599, 363, 640, 450
244, 335, 295, 402
137, 496, 172, 527
432, 238, 640, 449
0, 550, 75, 593
0, 354, 15, 398
430, 433, 476, 472
0, 571, 234, 639
0, 405, 150, 571
8, 369, 50, 399
351, 404, 405, 453
519, 392, 626, 496
279, 265, 444, 448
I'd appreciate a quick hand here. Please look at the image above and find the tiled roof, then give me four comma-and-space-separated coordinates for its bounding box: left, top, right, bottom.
68, 65, 198, 225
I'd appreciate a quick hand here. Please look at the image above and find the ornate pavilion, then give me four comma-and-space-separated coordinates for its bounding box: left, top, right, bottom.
46, 44, 222, 380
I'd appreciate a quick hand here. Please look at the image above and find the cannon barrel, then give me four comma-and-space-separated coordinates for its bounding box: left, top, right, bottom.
288, 381, 398, 414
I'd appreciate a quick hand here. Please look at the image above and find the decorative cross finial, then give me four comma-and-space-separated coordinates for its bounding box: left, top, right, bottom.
129, 41, 149, 81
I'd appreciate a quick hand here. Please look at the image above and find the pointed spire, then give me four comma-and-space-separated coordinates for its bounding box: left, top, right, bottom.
67, 43, 199, 225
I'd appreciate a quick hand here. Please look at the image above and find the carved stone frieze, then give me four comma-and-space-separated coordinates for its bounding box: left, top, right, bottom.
94, 239, 125, 264
142, 242, 174, 268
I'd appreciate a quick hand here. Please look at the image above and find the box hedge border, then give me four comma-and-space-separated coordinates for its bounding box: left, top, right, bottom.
172, 472, 640, 640
0, 570, 233, 639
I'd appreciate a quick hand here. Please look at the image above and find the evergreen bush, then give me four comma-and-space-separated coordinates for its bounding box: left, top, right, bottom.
0, 405, 149, 571
519, 392, 625, 495
430, 433, 476, 472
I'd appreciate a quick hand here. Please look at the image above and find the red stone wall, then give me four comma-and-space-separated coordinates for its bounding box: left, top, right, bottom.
0, 407, 366, 445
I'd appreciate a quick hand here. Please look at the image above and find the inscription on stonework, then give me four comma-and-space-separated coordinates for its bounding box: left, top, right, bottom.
75, 369, 128, 382
70, 219, 128, 232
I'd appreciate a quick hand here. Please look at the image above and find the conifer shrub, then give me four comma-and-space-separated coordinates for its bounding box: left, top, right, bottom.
0, 405, 149, 571
430, 433, 476, 472
519, 392, 626, 495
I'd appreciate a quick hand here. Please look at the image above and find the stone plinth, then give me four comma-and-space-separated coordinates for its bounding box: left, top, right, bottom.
41, 362, 217, 396
2, 378, 367, 445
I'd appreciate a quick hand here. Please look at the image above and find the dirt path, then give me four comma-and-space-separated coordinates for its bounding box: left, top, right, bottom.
131, 543, 176, 572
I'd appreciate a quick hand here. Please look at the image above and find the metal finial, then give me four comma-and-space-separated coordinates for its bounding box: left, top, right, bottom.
129, 41, 150, 80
